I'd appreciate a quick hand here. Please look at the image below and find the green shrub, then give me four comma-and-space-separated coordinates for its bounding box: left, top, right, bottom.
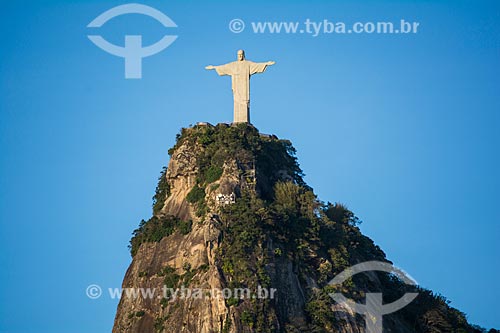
152, 167, 170, 215
129, 216, 174, 256
204, 165, 223, 183
160, 266, 180, 289
226, 297, 239, 307
241, 311, 254, 326
324, 202, 361, 226
186, 185, 205, 204
154, 317, 165, 332
182, 269, 196, 286
198, 264, 209, 272
129, 215, 193, 256
178, 219, 193, 235
182, 262, 192, 272
195, 202, 207, 217
305, 288, 338, 329
274, 181, 300, 213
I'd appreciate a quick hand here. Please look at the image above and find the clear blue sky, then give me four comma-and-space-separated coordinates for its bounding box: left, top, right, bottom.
1, 0, 499, 332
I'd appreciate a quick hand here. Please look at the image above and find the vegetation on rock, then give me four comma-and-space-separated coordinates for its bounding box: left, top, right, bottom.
152, 166, 169, 215
129, 215, 192, 256
122, 123, 495, 332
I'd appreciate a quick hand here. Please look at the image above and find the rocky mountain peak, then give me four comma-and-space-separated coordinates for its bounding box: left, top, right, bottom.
113, 123, 490, 333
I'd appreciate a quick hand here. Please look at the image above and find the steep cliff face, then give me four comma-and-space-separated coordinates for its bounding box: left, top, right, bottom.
113, 123, 484, 333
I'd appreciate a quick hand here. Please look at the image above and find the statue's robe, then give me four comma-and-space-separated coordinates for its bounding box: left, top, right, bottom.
214, 60, 269, 123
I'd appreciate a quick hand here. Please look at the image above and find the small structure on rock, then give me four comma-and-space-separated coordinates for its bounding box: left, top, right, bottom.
216, 193, 235, 205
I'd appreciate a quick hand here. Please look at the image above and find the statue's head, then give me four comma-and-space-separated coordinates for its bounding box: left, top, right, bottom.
237, 50, 245, 61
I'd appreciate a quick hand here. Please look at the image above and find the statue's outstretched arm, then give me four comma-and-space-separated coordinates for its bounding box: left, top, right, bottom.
206, 63, 232, 76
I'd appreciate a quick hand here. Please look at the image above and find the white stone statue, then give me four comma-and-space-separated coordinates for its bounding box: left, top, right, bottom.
205, 50, 275, 123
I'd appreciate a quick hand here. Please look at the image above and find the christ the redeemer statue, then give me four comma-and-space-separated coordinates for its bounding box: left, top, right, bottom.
205, 50, 275, 123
